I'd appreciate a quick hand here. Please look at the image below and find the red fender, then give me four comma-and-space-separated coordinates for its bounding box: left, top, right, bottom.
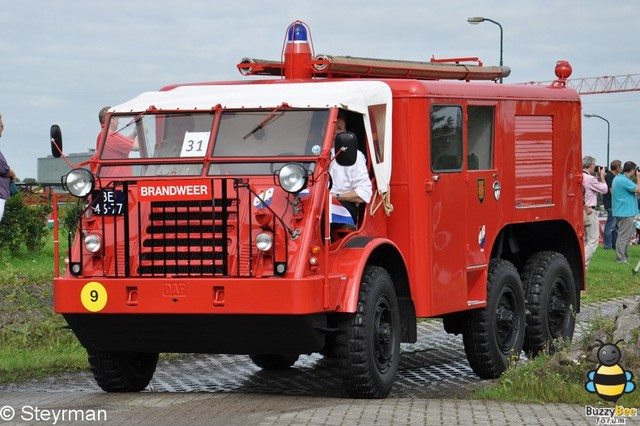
330, 236, 408, 313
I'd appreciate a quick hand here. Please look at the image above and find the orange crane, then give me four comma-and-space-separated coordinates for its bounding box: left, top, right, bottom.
522, 74, 640, 95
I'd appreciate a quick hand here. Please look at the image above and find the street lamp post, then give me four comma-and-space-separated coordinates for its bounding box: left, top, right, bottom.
584, 113, 610, 167
467, 16, 504, 83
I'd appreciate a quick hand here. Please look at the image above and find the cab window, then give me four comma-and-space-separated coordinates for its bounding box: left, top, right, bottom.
467, 105, 495, 170
431, 105, 463, 172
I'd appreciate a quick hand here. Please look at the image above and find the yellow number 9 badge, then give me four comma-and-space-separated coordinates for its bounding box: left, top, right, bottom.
81, 282, 108, 312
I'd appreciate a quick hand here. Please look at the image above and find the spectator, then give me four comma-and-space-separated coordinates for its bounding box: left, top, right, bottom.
582, 156, 608, 269
97, 106, 138, 178
96, 105, 110, 146
329, 112, 372, 224
603, 160, 622, 249
0, 112, 17, 223
98, 106, 138, 160
611, 161, 640, 263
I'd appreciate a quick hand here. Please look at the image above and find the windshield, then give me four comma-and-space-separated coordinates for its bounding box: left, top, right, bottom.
98, 112, 215, 177
99, 113, 215, 160
213, 110, 329, 157
97, 110, 328, 177
207, 109, 328, 176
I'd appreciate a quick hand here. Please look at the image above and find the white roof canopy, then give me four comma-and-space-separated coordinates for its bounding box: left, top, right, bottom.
112, 80, 393, 193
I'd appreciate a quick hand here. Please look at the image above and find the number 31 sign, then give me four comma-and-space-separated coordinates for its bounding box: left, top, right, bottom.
180, 131, 210, 157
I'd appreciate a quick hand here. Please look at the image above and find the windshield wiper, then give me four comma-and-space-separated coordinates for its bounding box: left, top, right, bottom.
242, 102, 289, 140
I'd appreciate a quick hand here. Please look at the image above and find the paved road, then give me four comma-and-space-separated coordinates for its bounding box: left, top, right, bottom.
0, 298, 635, 425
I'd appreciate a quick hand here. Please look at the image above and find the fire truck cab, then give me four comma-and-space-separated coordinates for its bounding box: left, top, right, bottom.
53, 21, 584, 398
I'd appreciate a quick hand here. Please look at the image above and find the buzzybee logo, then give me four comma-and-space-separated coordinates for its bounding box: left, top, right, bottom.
585, 340, 635, 403
584, 340, 637, 424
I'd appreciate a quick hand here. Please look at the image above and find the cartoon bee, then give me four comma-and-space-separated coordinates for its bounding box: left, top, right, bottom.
585, 340, 636, 403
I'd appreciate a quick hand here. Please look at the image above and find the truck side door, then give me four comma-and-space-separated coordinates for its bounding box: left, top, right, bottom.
428, 103, 467, 314
464, 104, 498, 306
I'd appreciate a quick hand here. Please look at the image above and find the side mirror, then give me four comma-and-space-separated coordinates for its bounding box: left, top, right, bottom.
50, 125, 63, 158
334, 132, 358, 167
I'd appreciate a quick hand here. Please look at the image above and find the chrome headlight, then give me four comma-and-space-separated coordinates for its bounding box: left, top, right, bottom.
255, 232, 273, 252
277, 163, 308, 194
65, 168, 95, 198
84, 234, 102, 253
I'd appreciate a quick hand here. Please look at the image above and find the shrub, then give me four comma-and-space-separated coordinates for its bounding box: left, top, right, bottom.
59, 200, 84, 237
0, 193, 27, 253
23, 203, 53, 252
0, 193, 52, 255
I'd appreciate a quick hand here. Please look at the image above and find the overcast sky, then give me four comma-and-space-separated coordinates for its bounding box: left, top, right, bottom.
1, 0, 638, 180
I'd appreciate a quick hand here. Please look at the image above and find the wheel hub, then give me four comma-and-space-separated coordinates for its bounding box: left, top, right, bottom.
496, 294, 518, 352
548, 283, 569, 336
374, 304, 394, 368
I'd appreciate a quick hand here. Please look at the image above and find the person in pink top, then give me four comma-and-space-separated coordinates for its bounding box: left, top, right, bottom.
97, 106, 138, 178
582, 155, 608, 269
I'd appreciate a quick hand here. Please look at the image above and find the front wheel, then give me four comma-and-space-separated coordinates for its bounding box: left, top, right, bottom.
463, 259, 526, 379
87, 350, 158, 392
335, 265, 401, 399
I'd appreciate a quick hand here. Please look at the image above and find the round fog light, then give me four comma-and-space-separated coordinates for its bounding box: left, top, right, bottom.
256, 233, 273, 251
84, 234, 102, 253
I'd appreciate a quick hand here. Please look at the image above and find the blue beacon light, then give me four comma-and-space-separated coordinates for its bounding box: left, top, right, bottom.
287, 22, 308, 43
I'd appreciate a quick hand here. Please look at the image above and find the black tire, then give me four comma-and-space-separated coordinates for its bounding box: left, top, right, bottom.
50, 124, 63, 158
320, 333, 337, 358
87, 350, 158, 392
522, 251, 577, 356
335, 265, 401, 399
463, 259, 526, 379
249, 354, 299, 370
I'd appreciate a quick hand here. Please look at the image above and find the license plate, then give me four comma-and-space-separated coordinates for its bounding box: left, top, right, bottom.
91, 190, 125, 215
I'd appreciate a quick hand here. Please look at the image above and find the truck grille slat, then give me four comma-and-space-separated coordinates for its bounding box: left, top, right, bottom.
141, 251, 222, 261
143, 238, 225, 247
137, 265, 224, 275
146, 225, 226, 234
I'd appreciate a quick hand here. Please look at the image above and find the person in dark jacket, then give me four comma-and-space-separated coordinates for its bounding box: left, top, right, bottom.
0, 112, 17, 223
603, 159, 621, 249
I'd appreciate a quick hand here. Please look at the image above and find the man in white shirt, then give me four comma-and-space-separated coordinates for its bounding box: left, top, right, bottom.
328, 113, 372, 224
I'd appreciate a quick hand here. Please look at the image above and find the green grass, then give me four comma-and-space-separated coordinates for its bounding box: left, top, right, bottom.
472, 348, 640, 407
581, 244, 640, 304
0, 230, 87, 383
0, 324, 87, 382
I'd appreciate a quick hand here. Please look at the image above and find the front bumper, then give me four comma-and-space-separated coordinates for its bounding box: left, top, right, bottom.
54, 275, 344, 315
63, 312, 328, 354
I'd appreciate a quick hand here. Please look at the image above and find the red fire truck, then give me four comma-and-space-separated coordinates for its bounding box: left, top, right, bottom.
53, 21, 584, 398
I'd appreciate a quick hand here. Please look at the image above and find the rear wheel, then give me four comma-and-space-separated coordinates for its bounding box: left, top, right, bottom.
335, 265, 400, 398
463, 259, 525, 379
87, 350, 158, 392
249, 354, 299, 370
522, 251, 576, 356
